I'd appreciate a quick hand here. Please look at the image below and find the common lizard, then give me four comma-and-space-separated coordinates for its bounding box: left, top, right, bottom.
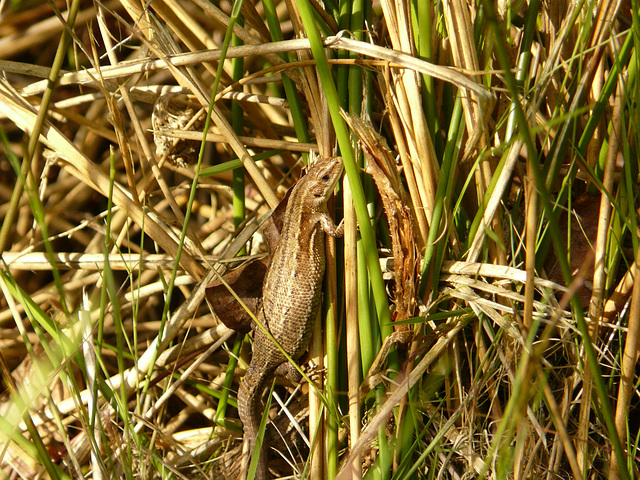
237, 156, 343, 480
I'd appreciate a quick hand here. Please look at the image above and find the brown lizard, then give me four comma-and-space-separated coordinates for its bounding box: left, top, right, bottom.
237, 156, 343, 480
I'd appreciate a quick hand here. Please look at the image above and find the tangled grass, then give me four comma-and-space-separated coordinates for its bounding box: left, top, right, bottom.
0, 0, 637, 479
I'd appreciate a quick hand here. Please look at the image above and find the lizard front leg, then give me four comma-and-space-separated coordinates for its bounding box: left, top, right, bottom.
319, 214, 344, 238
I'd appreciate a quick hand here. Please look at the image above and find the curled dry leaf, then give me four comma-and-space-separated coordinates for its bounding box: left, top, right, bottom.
205, 183, 292, 333
343, 112, 420, 327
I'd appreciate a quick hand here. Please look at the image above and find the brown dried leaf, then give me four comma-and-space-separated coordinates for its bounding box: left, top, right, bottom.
343, 112, 420, 325
205, 187, 293, 332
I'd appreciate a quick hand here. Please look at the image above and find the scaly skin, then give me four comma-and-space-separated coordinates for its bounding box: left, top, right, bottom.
237, 156, 343, 479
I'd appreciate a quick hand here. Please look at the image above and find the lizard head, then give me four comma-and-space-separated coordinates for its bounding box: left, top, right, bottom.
303, 156, 343, 205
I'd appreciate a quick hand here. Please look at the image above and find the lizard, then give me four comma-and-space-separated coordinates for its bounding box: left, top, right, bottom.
237, 156, 343, 480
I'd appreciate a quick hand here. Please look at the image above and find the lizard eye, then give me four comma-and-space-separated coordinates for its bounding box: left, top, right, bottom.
321, 174, 330, 181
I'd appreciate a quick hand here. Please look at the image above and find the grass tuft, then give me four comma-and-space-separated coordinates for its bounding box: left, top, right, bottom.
0, 1, 637, 479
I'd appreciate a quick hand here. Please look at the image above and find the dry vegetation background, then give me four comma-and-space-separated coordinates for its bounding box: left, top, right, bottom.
0, 0, 638, 479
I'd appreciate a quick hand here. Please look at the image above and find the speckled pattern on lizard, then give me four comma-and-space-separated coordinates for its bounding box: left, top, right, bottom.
237, 156, 343, 479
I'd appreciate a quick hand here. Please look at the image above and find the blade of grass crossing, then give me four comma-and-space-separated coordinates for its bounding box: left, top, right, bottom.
232, 18, 246, 238
247, 383, 275, 480
215, 334, 245, 428
327, 3, 355, 466
327, 0, 368, 477
325, 292, 341, 479
357, 243, 378, 374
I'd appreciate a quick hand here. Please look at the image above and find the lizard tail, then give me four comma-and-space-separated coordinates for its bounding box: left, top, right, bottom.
238, 364, 270, 480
